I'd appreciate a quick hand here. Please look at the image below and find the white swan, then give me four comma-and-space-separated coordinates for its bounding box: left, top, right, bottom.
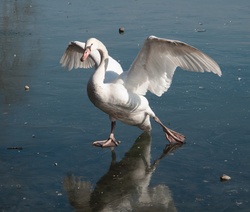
60, 36, 221, 147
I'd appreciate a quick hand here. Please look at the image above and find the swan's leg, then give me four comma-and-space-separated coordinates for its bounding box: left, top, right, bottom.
153, 116, 186, 143
92, 121, 121, 148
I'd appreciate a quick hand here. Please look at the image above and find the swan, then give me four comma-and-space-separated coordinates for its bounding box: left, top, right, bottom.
60, 36, 221, 148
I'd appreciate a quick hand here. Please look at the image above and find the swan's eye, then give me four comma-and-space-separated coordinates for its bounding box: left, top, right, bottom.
88, 43, 93, 50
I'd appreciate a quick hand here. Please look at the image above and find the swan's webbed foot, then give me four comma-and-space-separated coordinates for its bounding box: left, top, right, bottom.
92, 134, 121, 148
163, 127, 186, 143
153, 116, 186, 143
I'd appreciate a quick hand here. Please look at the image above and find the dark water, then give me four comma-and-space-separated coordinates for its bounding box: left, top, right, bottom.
0, 0, 250, 211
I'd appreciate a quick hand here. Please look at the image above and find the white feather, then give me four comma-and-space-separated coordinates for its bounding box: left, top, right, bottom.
123, 36, 222, 96
60, 41, 123, 82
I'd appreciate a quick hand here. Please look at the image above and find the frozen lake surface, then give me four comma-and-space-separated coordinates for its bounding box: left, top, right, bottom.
0, 0, 250, 211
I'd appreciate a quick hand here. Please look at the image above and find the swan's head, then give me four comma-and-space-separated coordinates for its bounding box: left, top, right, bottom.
80, 38, 99, 62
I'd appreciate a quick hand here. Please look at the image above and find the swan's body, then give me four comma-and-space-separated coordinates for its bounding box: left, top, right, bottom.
60, 36, 221, 147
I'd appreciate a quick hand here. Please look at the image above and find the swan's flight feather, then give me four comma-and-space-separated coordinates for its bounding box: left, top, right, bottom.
123, 36, 221, 96
60, 41, 99, 70
60, 41, 123, 82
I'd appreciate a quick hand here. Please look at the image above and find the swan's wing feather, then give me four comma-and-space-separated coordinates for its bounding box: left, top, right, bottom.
107, 56, 123, 74
104, 56, 124, 83
60, 41, 97, 70
125, 36, 222, 96
60, 40, 123, 83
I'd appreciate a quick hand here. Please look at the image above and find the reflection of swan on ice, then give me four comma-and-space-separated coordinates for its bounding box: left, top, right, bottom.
64, 133, 182, 211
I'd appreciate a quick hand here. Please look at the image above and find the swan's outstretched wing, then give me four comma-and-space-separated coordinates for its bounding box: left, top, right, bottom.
60, 41, 99, 70
124, 36, 222, 97
60, 41, 123, 81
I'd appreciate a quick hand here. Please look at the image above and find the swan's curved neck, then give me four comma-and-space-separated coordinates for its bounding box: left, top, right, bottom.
91, 41, 109, 85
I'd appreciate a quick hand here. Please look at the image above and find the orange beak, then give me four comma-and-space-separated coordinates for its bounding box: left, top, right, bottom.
80, 48, 91, 62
